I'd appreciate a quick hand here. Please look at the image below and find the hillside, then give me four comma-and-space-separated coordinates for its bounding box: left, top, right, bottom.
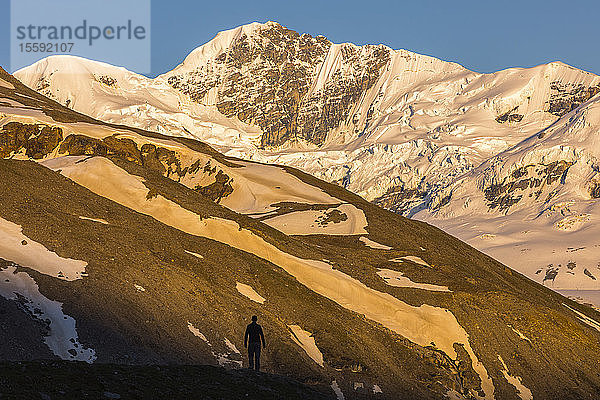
0, 361, 331, 399
2, 65, 600, 399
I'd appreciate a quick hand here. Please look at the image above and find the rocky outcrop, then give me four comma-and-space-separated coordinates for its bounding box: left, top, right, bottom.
590, 182, 600, 198
483, 161, 574, 212
168, 23, 331, 148
373, 187, 428, 214
95, 75, 117, 87
295, 44, 390, 145
22, 132, 235, 204
495, 106, 523, 123
194, 169, 234, 202
547, 81, 600, 116
0, 122, 62, 159
167, 22, 390, 147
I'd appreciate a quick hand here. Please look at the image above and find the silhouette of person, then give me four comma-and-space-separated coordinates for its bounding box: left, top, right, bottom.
244, 315, 266, 371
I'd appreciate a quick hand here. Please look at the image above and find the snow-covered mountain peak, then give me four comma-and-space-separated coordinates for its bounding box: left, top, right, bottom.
16, 54, 130, 76
15, 54, 153, 111
163, 21, 271, 77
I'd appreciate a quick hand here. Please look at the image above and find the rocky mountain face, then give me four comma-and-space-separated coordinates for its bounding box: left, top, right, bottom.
165, 22, 391, 148
14, 22, 600, 297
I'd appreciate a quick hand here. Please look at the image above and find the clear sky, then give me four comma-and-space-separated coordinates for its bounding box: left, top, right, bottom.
0, 0, 598, 77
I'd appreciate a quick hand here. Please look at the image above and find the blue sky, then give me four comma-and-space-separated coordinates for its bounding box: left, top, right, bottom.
0, 0, 598, 77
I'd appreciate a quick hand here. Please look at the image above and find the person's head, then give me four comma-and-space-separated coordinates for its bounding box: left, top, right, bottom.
251, 315, 258, 322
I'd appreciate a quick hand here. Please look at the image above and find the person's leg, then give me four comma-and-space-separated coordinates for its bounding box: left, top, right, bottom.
248, 345, 254, 369
255, 344, 261, 371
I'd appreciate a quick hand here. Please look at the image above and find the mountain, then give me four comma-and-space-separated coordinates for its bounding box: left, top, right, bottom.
4, 57, 600, 399
14, 22, 600, 299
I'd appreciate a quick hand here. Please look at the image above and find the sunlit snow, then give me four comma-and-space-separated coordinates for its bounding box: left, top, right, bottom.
359, 237, 392, 250
187, 321, 210, 344
390, 256, 431, 267
0, 77, 15, 89
236, 282, 266, 304
498, 355, 533, 400
377, 268, 451, 292
184, 250, 204, 259
78, 216, 109, 225
134, 284, 146, 292
0, 266, 96, 362
0, 217, 87, 281
288, 324, 324, 367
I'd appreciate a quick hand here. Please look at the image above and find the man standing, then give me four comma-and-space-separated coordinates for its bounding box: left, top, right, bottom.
244, 315, 266, 371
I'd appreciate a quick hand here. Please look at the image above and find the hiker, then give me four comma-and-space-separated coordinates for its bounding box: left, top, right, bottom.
244, 315, 266, 371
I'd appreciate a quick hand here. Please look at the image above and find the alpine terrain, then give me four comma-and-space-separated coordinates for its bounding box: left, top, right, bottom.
15, 22, 600, 306
1, 23, 600, 399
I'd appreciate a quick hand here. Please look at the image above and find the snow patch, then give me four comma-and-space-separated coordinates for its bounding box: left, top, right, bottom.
224, 338, 241, 354
377, 268, 451, 292
360, 237, 392, 250
216, 353, 243, 368
563, 303, 600, 332
187, 322, 210, 344
390, 255, 431, 267
446, 389, 467, 400
373, 384, 383, 394
217, 160, 341, 214
556, 290, 600, 311
498, 355, 533, 400
508, 325, 531, 342
78, 216, 109, 225
554, 214, 591, 231
134, 284, 146, 292
187, 324, 241, 367
184, 250, 204, 259
262, 204, 367, 236
0, 78, 15, 89
288, 324, 324, 367
331, 380, 345, 400
353, 382, 364, 390
0, 217, 88, 281
0, 266, 96, 363
236, 282, 266, 304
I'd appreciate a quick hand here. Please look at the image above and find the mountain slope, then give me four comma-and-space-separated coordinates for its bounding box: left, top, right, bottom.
418, 94, 600, 293
0, 361, 330, 399
14, 22, 600, 296
3, 64, 600, 399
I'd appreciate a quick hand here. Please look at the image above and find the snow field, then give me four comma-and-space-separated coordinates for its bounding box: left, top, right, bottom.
288, 325, 324, 367
0, 266, 96, 362
377, 268, 451, 292
235, 282, 266, 304
0, 217, 88, 281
